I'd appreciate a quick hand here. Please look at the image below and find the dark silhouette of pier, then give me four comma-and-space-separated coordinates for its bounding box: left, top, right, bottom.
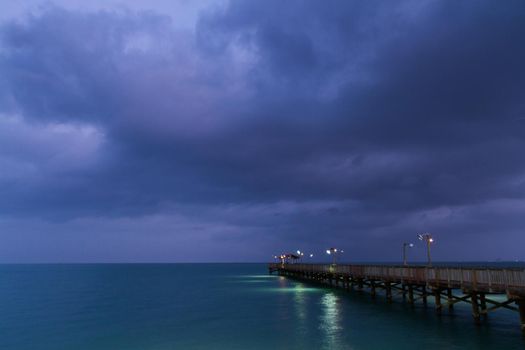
269, 263, 525, 332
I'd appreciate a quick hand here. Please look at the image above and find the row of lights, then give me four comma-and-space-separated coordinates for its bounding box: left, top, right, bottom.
274, 247, 344, 265
273, 251, 314, 263
274, 233, 435, 267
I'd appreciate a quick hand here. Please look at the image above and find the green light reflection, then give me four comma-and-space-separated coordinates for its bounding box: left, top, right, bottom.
294, 282, 308, 328
258, 286, 321, 293
227, 280, 268, 284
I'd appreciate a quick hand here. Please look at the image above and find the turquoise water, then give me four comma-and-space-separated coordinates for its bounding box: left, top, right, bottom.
0, 264, 523, 349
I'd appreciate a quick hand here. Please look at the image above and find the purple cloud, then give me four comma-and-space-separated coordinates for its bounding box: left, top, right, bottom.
0, 1, 524, 262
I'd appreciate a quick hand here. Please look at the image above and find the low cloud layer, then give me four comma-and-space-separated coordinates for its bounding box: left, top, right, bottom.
0, 0, 524, 262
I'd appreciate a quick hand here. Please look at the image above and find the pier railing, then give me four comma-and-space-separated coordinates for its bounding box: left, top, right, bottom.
269, 263, 525, 331
269, 263, 525, 296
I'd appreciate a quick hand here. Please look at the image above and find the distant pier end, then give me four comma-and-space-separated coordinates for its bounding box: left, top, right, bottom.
269, 263, 525, 333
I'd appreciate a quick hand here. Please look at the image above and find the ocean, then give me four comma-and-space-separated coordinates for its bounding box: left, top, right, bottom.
0, 263, 523, 350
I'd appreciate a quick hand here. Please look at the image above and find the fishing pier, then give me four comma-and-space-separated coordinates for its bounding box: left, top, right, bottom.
269, 263, 525, 332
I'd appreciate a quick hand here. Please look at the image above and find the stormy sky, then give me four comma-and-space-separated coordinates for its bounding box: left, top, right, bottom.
0, 0, 524, 263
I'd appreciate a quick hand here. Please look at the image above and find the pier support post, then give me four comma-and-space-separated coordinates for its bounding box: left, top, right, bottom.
422, 287, 427, 305
386, 282, 392, 303
408, 285, 414, 304
471, 293, 481, 324
402, 284, 407, 300
518, 299, 525, 334
479, 293, 487, 319
447, 289, 454, 310
371, 281, 376, 298
434, 289, 442, 314
358, 279, 363, 290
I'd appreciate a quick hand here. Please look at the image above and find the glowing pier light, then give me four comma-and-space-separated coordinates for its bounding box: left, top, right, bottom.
402, 242, 414, 266
326, 247, 343, 265
295, 250, 304, 262
418, 233, 434, 267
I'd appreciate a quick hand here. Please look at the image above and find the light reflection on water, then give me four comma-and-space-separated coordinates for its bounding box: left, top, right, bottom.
293, 282, 308, 333
259, 287, 321, 293
235, 275, 278, 279
229, 280, 267, 283
294, 283, 307, 320
228, 274, 279, 284
319, 292, 345, 350
256, 276, 323, 293
269, 278, 349, 349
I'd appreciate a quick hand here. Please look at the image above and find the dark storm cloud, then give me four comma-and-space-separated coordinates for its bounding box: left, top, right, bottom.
0, 0, 524, 261
194, 0, 525, 207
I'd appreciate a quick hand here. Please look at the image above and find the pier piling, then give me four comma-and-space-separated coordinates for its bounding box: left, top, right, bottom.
471, 293, 481, 324
518, 299, 525, 333
386, 282, 392, 302
434, 289, 442, 313
480, 293, 487, 319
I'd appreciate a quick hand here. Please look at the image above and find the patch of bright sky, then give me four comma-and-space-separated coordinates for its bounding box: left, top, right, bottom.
0, 0, 226, 31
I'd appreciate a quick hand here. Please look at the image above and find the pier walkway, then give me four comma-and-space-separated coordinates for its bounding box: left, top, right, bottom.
269, 263, 525, 332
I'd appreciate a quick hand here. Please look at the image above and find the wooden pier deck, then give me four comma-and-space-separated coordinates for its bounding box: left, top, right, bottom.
269, 263, 525, 332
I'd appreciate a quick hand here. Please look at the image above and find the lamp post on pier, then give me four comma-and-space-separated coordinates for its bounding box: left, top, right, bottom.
403, 242, 414, 266
296, 250, 304, 263
418, 233, 434, 267
326, 247, 343, 265
277, 254, 286, 267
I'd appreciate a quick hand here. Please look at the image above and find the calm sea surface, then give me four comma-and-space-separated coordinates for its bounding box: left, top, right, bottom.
0, 263, 524, 350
